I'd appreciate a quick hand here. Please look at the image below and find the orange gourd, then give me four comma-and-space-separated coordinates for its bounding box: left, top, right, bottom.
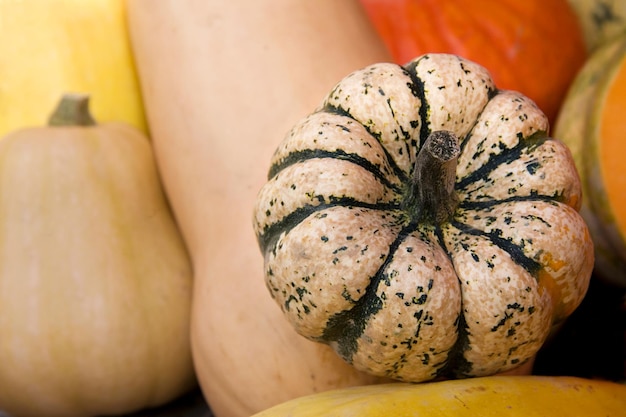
359, 0, 587, 125
554, 32, 626, 288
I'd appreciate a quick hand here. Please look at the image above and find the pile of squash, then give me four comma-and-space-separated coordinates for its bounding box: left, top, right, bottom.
0, 1, 625, 417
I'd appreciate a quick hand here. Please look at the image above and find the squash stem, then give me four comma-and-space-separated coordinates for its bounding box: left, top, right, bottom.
48, 93, 96, 127
404, 130, 460, 224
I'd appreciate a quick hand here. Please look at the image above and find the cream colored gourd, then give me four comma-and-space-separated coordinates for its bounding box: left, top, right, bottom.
0, 94, 195, 417
126, 1, 394, 416
252, 53, 594, 382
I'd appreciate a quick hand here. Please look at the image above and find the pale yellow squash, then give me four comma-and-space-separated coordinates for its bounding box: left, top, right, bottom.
0, 95, 195, 417
0, 0, 147, 136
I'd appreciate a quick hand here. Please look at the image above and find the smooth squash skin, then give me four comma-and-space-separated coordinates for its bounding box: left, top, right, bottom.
566, 0, 626, 52
252, 375, 626, 417
554, 33, 626, 288
0, 95, 195, 417
0, 0, 147, 136
126, 1, 394, 416
359, 0, 587, 126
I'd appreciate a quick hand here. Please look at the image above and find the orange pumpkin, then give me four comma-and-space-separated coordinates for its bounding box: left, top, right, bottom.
359, 0, 587, 125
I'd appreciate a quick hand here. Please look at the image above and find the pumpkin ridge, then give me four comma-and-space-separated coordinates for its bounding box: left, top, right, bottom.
257, 200, 403, 255
450, 220, 543, 277
456, 131, 550, 191
321, 104, 411, 183
268, 149, 403, 193
429, 225, 474, 378
319, 221, 420, 363
439, 309, 473, 378
403, 54, 498, 169
457, 92, 499, 155
420, 223, 524, 380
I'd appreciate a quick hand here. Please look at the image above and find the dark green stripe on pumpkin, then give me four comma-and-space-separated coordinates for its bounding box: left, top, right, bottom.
430, 225, 473, 379
317, 222, 418, 364
402, 59, 433, 152
257, 199, 403, 255
455, 131, 550, 192
267, 148, 403, 193
450, 220, 543, 277
321, 105, 411, 183
432, 220, 542, 378
438, 311, 473, 379
459, 195, 565, 211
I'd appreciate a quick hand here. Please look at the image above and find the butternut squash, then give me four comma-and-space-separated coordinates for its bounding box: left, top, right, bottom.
126, 1, 393, 416
0, 94, 195, 417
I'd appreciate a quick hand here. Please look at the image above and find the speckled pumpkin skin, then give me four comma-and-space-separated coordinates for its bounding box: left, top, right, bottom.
253, 54, 594, 383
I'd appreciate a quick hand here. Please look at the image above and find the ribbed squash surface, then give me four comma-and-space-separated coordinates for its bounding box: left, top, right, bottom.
253, 54, 594, 382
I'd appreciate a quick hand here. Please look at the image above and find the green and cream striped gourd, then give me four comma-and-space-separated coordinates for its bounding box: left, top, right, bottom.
252, 53, 594, 383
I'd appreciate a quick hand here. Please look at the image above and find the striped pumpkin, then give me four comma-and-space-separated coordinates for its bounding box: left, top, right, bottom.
252, 53, 594, 383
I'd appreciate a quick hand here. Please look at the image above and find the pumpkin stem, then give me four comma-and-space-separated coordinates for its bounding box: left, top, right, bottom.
48, 93, 96, 127
404, 130, 460, 224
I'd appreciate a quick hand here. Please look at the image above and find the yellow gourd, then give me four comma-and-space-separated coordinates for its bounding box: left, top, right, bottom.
0, 0, 147, 137
252, 376, 626, 417
0, 94, 195, 417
